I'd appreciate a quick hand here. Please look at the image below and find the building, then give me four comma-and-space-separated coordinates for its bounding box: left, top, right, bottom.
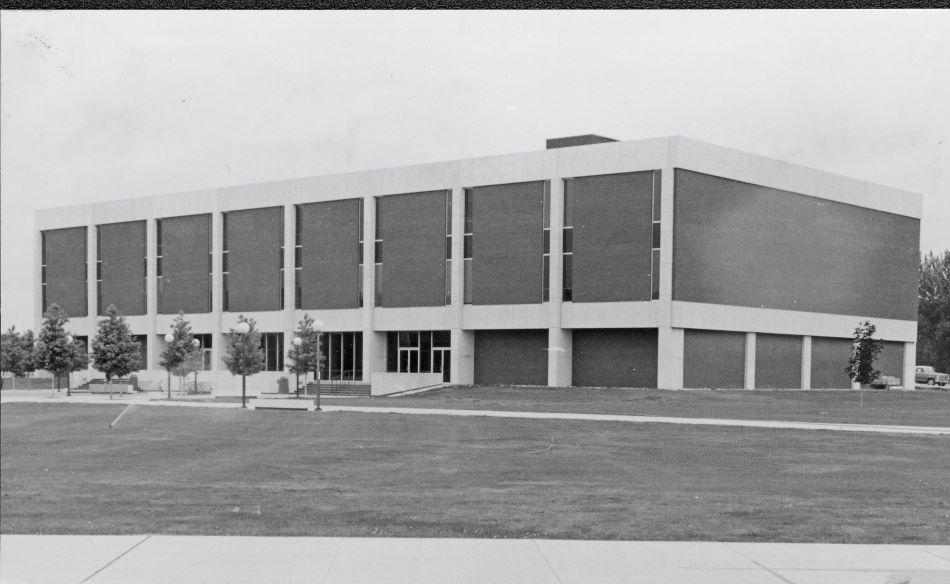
34, 135, 921, 395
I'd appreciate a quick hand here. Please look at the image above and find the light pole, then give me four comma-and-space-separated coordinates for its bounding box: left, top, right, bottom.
236, 320, 250, 408
292, 336, 302, 398
164, 333, 175, 400
313, 319, 325, 411
65, 335, 73, 397
192, 338, 200, 393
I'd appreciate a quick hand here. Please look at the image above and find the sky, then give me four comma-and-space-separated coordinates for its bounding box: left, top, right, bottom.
2, 10, 948, 332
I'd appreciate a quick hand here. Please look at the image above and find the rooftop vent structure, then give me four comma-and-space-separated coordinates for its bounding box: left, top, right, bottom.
545, 134, 618, 149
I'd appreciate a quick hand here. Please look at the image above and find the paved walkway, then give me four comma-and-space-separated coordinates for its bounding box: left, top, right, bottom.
1, 535, 948, 584
3, 393, 949, 436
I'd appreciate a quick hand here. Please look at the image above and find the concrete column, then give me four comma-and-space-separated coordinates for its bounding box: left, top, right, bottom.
800, 336, 812, 389
362, 196, 377, 383
34, 229, 44, 334
449, 187, 469, 385
211, 211, 224, 372
283, 204, 297, 378
451, 328, 475, 385
744, 332, 756, 390
145, 218, 158, 369
657, 327, 684, 389
546, 178, 571, 387
547, 328, 572, 387
902, 341, 916, 389
656, 170, 680, 390
87, 223, 97, 319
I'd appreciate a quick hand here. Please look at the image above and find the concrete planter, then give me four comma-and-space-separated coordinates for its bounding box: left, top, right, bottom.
89, 383, 133, 394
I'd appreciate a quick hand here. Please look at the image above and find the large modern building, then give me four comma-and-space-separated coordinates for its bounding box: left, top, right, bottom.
34, 135, 921, 395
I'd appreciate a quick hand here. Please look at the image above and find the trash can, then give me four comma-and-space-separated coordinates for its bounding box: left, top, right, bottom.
277, 376, 289, 394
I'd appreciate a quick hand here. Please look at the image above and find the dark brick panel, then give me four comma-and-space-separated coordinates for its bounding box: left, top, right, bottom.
811, 337, 853, 389
299, 200, 360, 309
99, 221, 146, 316
683, 329, 745, 389
159, 214, 211, 314
471, 181, 544, 305
379, 191, 447, 307
572, 328, 658, 388
43, 227, 87, 317
755, 333, 802, 389
877, 341, 905, 383
673, 170, 920, 321
571, 172, 655, 302
226, 207, 282, 312
474, 330, 548, 386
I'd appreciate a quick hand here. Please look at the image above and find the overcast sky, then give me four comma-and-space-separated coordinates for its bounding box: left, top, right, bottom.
2, 10, 948, 332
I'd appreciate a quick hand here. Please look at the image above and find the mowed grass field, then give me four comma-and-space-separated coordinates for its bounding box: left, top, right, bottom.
349, 387, 950, 427
2, 402, 948, 543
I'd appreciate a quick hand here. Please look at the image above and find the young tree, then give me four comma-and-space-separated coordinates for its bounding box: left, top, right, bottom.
91, 305, 141, 398
287, 313, 325, 398
847, 321, 884, 406
917, 250, 950, 374
1, 327, 36, 389
223, 315, 264, 408
160, 312, 201, 398
35, 304, 77, 393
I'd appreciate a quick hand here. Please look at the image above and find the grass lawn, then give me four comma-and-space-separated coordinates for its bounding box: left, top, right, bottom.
343, 386, 950, 427
2, 403, 948, 543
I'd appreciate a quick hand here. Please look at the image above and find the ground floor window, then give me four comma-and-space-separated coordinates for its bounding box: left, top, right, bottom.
131, 335, 147, 370
318, 332, 363, 381
194, 334, 213, 371
386, 330, 451, 382
260, 333, 284, 372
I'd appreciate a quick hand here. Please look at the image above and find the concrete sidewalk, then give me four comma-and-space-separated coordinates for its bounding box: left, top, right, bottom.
1, 535, 948, 584
3, 393, 949, 436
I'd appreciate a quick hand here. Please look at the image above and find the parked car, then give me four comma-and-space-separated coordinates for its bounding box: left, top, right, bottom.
870, 374, 901, 389
915, 366, 949, 387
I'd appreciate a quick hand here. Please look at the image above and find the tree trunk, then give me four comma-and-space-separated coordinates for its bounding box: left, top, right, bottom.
242, 375, 247, 408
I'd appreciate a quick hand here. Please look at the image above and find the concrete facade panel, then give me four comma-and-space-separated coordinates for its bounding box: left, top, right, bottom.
683, 329, 745, 389
570, 171, 655, 302
474, 330, 547, 386
98, 221, 146, 316
470, 181, 544, 305
299, 199, 360, 310
673, 170, 920, 321
572, 328, 658, 388
225, 207, 282, 312
42, 227, 87, 317
378, 190, 447, 308
754, 333, 803, 389
158, 214, 211, 314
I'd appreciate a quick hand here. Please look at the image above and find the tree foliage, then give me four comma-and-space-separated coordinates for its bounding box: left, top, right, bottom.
286, 313, 324, 380
91, 305, 141, 381
223, 316, 264, 377
917, 250, 950, 373
160, 311, 201, 379
35, 304, 78, 386
1, 326, 36, 378
847, 321, 884, 386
